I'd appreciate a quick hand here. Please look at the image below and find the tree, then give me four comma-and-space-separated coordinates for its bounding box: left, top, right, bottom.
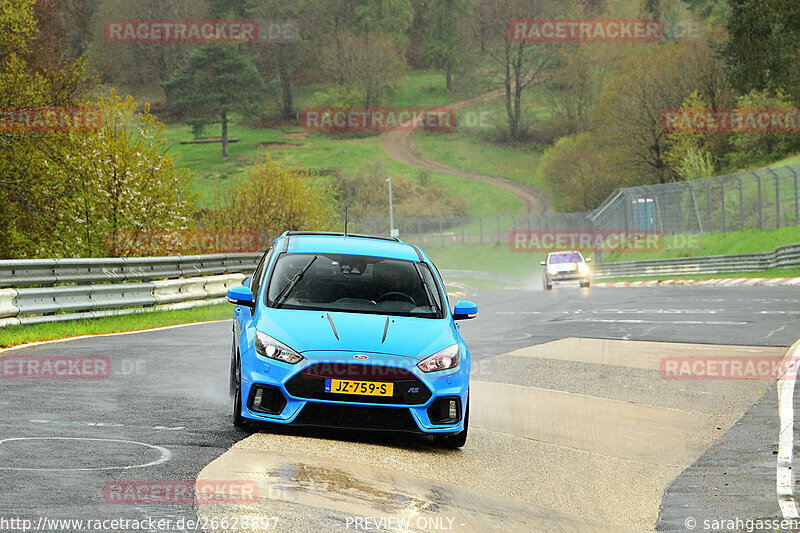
422, 0, 477, 91
478, 0, 561, 141
538, 133, 618, 211
207, 156, 339, 245
354, 0, 414, 55
721, 0, 800, 105
663, 90, 720, 178
320, 30, 404, 108
0, 0, 87, 258
51, 92, 196, 257
592, 41, 730, 184
162, 44, 264, 158
726, 90, 800, 168
545, 43, 614, 135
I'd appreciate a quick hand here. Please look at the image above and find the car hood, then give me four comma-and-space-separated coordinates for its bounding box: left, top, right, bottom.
549, 262, 579, 272
256, 309, 456, 358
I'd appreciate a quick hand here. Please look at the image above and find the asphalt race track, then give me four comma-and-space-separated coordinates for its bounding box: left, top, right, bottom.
1, 284, 799, 532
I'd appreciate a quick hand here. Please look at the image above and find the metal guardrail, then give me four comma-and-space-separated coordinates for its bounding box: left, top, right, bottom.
0, 251, 259, 327
592, 243, 800, 280
0, 253, 261, 288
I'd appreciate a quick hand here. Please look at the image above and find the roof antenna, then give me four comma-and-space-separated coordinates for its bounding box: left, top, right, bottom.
344, 207, 348, 236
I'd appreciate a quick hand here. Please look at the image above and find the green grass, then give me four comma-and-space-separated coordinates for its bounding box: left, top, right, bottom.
390, 72, 498, 108
605, 267, 800, 283
425, 242, 545, 278
421, 225, 800, 281
601, 226, 800, 263
166, 118, 520, 214
162, 70, 526, 214
414, 96, 553, 193
770, 153, 800, 167
0, 304, 232, 349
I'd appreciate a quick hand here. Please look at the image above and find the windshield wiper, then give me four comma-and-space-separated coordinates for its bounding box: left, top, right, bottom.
273, 255, 317, 308
413, 263, 440, 317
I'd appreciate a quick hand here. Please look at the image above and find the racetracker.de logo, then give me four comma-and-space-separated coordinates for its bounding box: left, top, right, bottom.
1, 356, 111, 380
510, 18, 662, 42
104, 480, 258, 504
661, 108, 800, 133
509, 230, 663, 253
660, 356, 790, 380
0, 108, 102, 132
104, 20, 258, 43
300, 108, 456, 132
104, 230, 259, 255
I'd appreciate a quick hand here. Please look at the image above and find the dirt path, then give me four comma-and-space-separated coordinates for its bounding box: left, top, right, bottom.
379, 89, 553, 214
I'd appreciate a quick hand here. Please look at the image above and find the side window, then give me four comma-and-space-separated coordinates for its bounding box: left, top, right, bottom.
250, 246, 273, 304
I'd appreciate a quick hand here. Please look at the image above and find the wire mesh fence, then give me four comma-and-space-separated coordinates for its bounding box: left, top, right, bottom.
347, 163, 800, 247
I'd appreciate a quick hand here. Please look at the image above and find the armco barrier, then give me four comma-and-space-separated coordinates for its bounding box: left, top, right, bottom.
0, 253, 260, 327
0, 253, 261, 288
592, 243, 800, 280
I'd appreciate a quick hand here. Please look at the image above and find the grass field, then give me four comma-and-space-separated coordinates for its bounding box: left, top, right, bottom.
162, 70, 527, 214
0, 304, 232, 349
422, 225, 800, 280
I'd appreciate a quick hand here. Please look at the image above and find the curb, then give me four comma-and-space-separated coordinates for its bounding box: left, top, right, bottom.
594, 277, 800, 288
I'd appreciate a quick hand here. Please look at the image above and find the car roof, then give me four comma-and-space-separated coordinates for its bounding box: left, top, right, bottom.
548, 250, 584, 257
274, 231, 422, 262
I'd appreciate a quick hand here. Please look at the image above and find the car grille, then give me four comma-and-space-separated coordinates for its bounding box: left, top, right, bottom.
293, 403, 420, 432
285, 363, 432, 405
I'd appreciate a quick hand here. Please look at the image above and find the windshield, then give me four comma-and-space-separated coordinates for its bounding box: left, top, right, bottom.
266, 253, 443, 318
549, 252, 583, 264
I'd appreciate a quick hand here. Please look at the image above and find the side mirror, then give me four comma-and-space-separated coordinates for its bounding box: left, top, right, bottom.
452, 300, 478, 320
227, 285, 254, 308
585, 258, 592, 263
540, 261, 546, 266
243, 276, 252, 288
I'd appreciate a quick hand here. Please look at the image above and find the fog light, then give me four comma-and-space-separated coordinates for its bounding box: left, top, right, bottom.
253, 388, 263, 406
449, 400, 457, 419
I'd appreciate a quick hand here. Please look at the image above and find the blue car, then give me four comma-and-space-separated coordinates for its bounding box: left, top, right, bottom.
226, 231, 477, 447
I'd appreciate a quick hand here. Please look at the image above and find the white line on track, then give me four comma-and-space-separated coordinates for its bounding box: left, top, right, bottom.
777, 339, 800, 518
0, 319, 231, 353
0, 436, 172, 471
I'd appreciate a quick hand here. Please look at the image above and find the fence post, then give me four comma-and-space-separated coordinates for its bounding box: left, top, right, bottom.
770, 168, 780, 227
790, 166, 800, 225
751, 170, 763, 229
702, 179, 711, 231
714, 177, 725, 233
735, 175, 744, 229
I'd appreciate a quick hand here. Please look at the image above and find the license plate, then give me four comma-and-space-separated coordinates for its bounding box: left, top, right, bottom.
325, 379, 393, 397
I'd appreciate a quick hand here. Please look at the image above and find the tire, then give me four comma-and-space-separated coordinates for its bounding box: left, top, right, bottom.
231, 350, 247, 429
434, 396, 469, 449
581, 281, 590, 288
544, 280, 553, 291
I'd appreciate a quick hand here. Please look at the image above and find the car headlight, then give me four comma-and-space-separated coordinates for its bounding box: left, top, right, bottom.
418, 344, 460, 373
578, 262, 590, 274
254, 332, 303, 364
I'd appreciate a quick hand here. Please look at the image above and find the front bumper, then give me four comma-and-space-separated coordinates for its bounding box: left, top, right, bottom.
546, 271, 590, 282
239, 348, 470, 434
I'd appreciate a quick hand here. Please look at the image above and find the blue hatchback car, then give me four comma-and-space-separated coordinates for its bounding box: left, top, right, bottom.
226, 231, 477, 447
